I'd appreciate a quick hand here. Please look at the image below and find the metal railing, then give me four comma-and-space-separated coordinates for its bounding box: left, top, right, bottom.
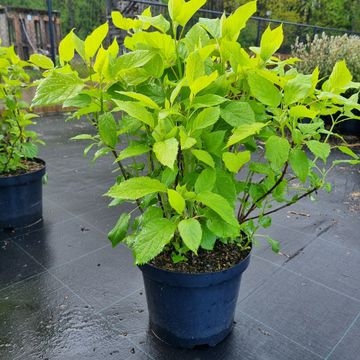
108, 0, 360, 53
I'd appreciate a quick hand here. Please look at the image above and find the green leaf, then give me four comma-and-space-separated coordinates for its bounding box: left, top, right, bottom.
116, 143, 150, 161
284, 74, 312, 105
113, 100, 154, 128
192, 94, 227, 109
98, 112, 117, 148
337, 146, 359, 159
195, 168, 216, 193
247, 72, 282, 107
200, 226, 217, 250
265, 136, 290, 171
153, 138, 179, 169
227, 122, 267, 147
21, 143, 38, 158
32, 71, 84, 106
138, 14, 170, 33
178, 218, 202, 253
199, 17, 222, 38
289, 148, 309, 183
203, 130, 226, 156
133, 218, 176, 264
29, 54, 54, 69
59, 30, 75, 64
191, 149, 215, 168
106, 177, 166, 200
222, 1, 257, 41
306, 140, 331, 162
205, 210, 239, 238
179, 128, 197, 150
221, 101, 255, 127
190, 71, 218, 97
167, 189, 185, 214
267, 236, 280, 253
70, 134, 93, 140
117, 91, 159, 109
222, 151, 251, 173
168, 0, 206, 27
197, 191, 239, 228
260, 24, 283, 61
289, 105, 317, 119
192, 106, 220, 131
108, 213, 130, 247
328, 60, 352, 90
84, 22, 109, 59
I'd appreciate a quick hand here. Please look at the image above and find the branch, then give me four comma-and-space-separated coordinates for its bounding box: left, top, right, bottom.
241, 187, 318, 223
240, 162, 289, 221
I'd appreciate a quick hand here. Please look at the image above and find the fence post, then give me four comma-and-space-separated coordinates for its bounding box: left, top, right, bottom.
46, 0, 56, 64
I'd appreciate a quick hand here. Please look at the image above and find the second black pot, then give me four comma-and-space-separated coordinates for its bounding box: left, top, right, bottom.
139, 250, 251, 349
0, 159, 46, 229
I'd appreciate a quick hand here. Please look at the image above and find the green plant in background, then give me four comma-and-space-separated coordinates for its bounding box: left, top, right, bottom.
0, 43, 47, 174
292, 33, 360, 83
33, 0, 360, 265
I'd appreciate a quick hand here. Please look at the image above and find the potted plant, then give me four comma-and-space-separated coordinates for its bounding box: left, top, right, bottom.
33, 0, 360, 348
0, 45, 50, 229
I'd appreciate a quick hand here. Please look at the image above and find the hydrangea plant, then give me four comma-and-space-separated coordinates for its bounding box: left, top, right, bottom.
0, 44, 47, 174
33, 0, 360, 265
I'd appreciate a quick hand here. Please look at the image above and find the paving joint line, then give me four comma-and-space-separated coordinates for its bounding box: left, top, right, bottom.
325, 309, 360, 359
253, 254, 360, 304
238, 310, 325, 359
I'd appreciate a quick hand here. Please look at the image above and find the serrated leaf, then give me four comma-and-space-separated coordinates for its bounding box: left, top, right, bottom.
168, 0, 206, 27
192, 106, 220, 131
32, 71, 84, 106
84, 22, 109, 59
221, 101, 255, 127
260, 24, 283, 61
227, 122, 267, 147
195, 168, 216, 193
106, 177, 166, 200
337, 146, 359, 159
328, 60, 352, 90
117, 91, 159, 109
191, 149, 215, 168
70, 134, 93, 141
200, 225, 217, 250
153, 138, 178, 169
197, 191, 239, 228
192, 94, 227, 109
59, 30, 75, 64
108, 213, 130, 247
284, 74, 312, 105
167, 189, 185, 214
265, 136, 290, 171
29, 54, 54, 69
178, 218, 202, 253
222, 151, 251, 173
98, 112, 117, 148
113, 100, 154, 128
116, 143, 150, 161
289, 148, 309, 183
133, 218, 176, 264
247, 72, 281, 107
306, 140, 331, 162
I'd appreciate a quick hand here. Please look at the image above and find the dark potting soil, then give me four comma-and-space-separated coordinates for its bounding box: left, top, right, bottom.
150, 242, 250, 273
0, 159, 44, 178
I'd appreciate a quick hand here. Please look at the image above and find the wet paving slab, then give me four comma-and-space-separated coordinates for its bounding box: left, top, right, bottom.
1, 114, 360, 359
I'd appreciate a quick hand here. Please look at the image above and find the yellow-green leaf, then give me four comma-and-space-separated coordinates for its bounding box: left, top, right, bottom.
178, 218, 202, 253
222, 151, 251, 173
168, 189, 186, 214
84, 22, 109, 59
59, 30, 75, 64
29, 54, 54, 69
106, 177, 166, 200
227, 123, 267, 147
260, 24, 283, 61
191, 149, 215, 168
153, 138, 179, 169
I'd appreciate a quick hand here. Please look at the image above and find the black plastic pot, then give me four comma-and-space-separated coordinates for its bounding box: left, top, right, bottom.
0, 159, 46, 229
139, 250, 251, 349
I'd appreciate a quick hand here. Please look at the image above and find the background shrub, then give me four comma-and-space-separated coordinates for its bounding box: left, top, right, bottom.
291, 33, 360, 82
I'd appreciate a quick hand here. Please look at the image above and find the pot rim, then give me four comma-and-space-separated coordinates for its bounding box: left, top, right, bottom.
139, 245, 252, 277
0, 158, 46, 186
